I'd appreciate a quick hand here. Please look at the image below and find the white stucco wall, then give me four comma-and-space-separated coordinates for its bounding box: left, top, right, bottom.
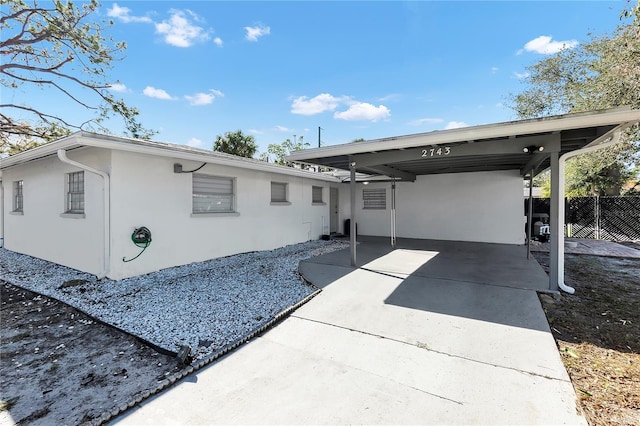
340, 170, 524, 244
108, 151, 334, 279
1, 148, 110, 275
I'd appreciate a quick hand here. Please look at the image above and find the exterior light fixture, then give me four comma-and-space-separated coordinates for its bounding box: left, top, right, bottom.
523, 145, 544, 153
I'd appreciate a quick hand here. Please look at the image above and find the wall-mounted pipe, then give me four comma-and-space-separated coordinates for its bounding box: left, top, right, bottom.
57, 149, 110, 279
554, 125, 629, 293
0, 173, 4, 248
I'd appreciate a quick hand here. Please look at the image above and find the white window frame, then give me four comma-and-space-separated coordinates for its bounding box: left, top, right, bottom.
312, 186, 324, 204
271, 181, 290, 205
363, 188, 386, 210
65, 171, 85, 214
13, 180, 23, 213
192, 174, 236, 215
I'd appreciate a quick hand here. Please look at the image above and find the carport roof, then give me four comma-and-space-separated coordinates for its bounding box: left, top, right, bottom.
286, 107, 640, 181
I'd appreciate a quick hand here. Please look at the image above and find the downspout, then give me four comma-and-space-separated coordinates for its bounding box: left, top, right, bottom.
57, 149, 110, 279
0, 172, 4, 248
554, 126, 627, 294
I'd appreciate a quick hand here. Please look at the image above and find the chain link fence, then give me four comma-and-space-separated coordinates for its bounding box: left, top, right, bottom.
526, 196, 640, 241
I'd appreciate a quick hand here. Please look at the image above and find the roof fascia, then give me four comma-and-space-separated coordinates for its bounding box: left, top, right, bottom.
1, 132, 340, 183
286, 107, 640, 162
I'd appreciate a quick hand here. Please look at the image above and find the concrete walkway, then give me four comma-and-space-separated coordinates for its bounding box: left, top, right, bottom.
115, 238, 586, 425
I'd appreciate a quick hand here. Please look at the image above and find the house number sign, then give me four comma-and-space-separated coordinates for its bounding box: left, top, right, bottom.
421, 146, 451, 157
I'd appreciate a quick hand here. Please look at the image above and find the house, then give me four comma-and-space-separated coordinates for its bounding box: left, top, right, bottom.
0, 132, 342, 279
2, 107, 639, 289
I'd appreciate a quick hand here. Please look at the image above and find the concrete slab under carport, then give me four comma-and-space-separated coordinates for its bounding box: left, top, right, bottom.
300, 236, 551, 291
116, 238, 586, 425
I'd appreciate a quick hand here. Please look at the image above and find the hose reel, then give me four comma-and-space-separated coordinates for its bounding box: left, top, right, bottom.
122, 226, 152, 262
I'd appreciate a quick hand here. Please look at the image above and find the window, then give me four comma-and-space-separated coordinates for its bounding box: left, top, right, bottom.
271, 182, 288, 203
363, 188, 386, 210
65, 172, 84, 213
193, 174, 234, 213
312, 186, 324, 204
13, 180, 23, 212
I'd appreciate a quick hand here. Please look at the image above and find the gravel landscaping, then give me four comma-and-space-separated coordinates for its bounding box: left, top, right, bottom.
0, 239, 349, 361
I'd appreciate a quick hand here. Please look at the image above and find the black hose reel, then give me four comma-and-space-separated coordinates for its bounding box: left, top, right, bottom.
122, 226, 152, 262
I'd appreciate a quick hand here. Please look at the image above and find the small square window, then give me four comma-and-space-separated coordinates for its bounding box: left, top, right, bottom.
193, 174, 235, 213
13, 180, 23, 212
271, 182, 288, 203
65, 172, 84, 214
312, 186, 323, 204
363, 188, 386, 210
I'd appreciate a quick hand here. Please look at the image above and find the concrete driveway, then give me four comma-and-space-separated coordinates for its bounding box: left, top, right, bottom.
115, 238, 586, 425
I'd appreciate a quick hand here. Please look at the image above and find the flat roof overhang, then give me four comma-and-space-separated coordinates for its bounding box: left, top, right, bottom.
0, 131, 340, 183
286, 107, 640, 180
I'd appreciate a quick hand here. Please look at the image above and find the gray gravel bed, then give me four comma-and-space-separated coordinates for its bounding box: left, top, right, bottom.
0, 240, 349, 360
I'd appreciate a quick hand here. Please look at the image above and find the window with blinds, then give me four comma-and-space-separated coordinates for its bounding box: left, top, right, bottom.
13, 180, 23, 212
312, 186, 323, 203
363, 188, 386, 210
192, 174, 234, 213
271, 182, 288, 203
66, 171, 84, 213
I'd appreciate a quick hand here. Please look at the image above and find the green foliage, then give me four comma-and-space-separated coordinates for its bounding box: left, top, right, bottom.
213, 130, 258, 158
263, 136, 310, 166
510, 23, 640, 196
621, 0, 640, 26
1, 0, 155, 155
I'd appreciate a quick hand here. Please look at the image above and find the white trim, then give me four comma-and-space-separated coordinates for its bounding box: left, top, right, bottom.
60, 212, 86, 219
287, 107, 640, 162
2, 132, 340, 183
190, 212, 240, 218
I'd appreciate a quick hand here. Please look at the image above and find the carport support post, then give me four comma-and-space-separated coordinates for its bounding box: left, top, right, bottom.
527, 173, 533, 259
350, 159, 357, 266
548, 151, 560, 292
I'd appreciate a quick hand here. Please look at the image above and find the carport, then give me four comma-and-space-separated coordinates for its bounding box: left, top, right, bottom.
287, 107, 640, 293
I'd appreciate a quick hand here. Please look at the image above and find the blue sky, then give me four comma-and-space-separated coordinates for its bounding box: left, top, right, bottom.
30, 1, 635, 154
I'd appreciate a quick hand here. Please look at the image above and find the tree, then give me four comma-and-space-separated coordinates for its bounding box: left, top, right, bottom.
213, 130, 257, 158
510, 23, 640, 196
263, 136, 310, 166
1, 0, 155, 155
621, 0, 640, 25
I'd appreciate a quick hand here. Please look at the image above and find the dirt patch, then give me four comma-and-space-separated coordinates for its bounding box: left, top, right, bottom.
534, 252, 640, 426
0, 281, 186, 426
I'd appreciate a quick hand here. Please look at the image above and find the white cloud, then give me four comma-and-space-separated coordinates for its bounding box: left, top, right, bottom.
213, 37, 223, 46
521, 35, 578, 55
107, 3, 152, 23
245, 24, 270, 42
491, 67, 499, 74
274, 125, 292, 132
186, 138, 203, 148
248, 129, 263, 135
444, 121, 468, 130
334, 102, 390, 122
184, 89, 224, 106
143, 86, 174, 100
377, 93, 401, 102
408, 117, 444, 126
514, 71, 530, 79
109, 83, 128, 93
291, 93, 342, 115
155, 9, 210, 47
